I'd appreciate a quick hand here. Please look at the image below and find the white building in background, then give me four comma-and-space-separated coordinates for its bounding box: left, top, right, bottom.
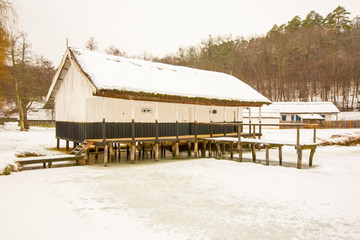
271, 102, 340, 122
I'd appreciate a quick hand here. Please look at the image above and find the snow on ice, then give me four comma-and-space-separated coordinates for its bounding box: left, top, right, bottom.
0, 123, 360, 239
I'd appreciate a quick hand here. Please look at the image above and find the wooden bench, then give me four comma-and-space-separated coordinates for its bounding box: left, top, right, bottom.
205, 137, 317, 168
16, 155, 84, 168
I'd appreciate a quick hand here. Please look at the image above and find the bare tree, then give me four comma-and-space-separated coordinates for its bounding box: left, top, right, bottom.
85, 36, 98, 51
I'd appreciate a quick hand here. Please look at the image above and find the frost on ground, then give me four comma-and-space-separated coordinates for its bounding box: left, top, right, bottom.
0, 123, 360, 239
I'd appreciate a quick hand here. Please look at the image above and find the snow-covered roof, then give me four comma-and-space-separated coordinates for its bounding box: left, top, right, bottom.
298, 114, 324, 120
271, 102, 340, 114
243, 106, 281, 118
46, 48, 270, 107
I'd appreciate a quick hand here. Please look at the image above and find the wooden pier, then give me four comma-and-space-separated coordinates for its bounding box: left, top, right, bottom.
59, 122, 318, 169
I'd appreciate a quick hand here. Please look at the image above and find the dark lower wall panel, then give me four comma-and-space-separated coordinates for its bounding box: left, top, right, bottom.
56, 121, 237, 142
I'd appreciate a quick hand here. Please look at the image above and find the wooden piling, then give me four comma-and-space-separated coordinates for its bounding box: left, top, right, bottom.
216, 143, 222, 159
208, 141, 212, 157
175, 142, 180, 159
104, 144, 108, 166
309, 148, 315, 167
230, 142, 234, 159
194, 141, 198, 157
187, 141, 192, 157
56, 138, 60, 149
251, 144, 256, 162
155, 142, 159, 161
110, 144, 114, 162
278, 146, 282, 166
237, 125, 242, 162
66, 140, 69, 151
265, 146, 269, 165
130, 143, 136, 164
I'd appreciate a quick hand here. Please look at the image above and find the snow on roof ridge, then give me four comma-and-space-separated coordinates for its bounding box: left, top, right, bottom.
69, 47, 271, 104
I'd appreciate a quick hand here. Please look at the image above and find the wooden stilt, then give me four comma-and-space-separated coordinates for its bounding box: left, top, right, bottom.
202, 141, 207, 157
175, 142, 180, 159
222, 143, 226, 154
309, 148, 316, 167
95, 146, 99, 161
85, 149, 90, 165
66, 140, 69, 151
194, 141, 198, 157
56, 138, 60, 149
172, 142, 176, 158
110, 144, 114, 162
216, 143, 222, 159
155, 142, 159, 161
265, 146, 269, 165
251, 144, 256, 162
104, 144, 108, 166
208, 141, 212, 157
126, 145, 130, 161
238, 126, 242, 162
130, 143, 136, 164
297, 148, 302, 169
230, 142, 234, 159
43, 162, 46, 168
118, 144, 121, 162
48, 162, 52, 168
187, 141, 192, 157
278, 146, 282, 166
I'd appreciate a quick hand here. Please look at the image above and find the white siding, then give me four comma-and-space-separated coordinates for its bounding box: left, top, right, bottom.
55, 65, 95, 122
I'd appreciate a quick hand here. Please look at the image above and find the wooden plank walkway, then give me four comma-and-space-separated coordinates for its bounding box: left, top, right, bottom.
16, 155, 84, 168
204, 136, 317, 168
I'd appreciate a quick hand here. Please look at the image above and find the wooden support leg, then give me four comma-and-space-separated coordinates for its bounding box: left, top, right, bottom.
216, 143, 222, 159
155, 142, 159, 161
126, 145, 130, 161
48, 162, 52, 168
95, 146, 99, 162
194, 141, 198, 158
297, 148, 302, 169
85, 149, 90, 165
230, 142, 234, 159
110, 144, 114, 162
130, 143, 136, 164
208, 141, 212, 157
56, 139, 60, 149
265, 146, 269, 165
278, 146, 282, 166
66, 140, 69, 151
104, 144, 109, 167
43, 162, 46, 168
238, 142, 242, 162
202, 141, 206, 157
309, 148, 316, 167
175, 142, 180, 159
251, 144, 256, 162
222, 143, 226, 154
187, 141, 192, 157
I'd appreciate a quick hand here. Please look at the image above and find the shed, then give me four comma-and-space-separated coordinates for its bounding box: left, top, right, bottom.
45, 47, 271, 144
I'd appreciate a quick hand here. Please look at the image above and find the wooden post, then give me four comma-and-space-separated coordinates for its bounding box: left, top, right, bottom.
130, 143, 136, 164
48, 162, 52, 168
110, 143, 114, 162
208, 141, 212, 157
222, 143, 226, 154
95, 146, 99, 162
85, 149, 90, 165
259, 106, 262, 139
175, 142, 180, 159
216, 143, 221, 159
155, 142, 159, 161
56, 138, 60, 149
278, 146, 282, 166
118, 144, 121, 161
265, 146, 269, 165
251, 144, 256, 162
313, 127, 317, 143
104, 144, 108, 166
194, 140, 198, 157
102, 118, 106, 144
187, 141, 192, 157
126, 145, 130, 161
237, 125, 242, 162
202, 141, 207, 157
230, 142, 234, 159
66, 140, 69, 151
309, 148, 316, 167
248, 108, 252, 134
296, 127, 302, 169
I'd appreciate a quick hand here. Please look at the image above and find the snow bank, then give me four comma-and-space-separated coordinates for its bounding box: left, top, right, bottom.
0, 122, 63, 175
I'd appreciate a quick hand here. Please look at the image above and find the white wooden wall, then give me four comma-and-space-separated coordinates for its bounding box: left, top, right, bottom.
55, 64, 95, 122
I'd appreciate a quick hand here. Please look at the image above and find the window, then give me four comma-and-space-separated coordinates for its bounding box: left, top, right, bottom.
296, 115, 301, 121
281, 115, 286, 121
321, 115, 325, 119
141, 107, 152, 113
291, 115, 295, 121
212, 109, 217, 114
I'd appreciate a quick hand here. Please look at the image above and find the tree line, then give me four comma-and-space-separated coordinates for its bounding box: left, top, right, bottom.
151, 6, 360, 110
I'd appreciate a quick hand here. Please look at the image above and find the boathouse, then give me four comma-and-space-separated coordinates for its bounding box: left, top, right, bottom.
45, 47, 271, 146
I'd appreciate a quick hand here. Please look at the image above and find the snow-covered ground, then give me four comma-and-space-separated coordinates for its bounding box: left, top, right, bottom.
0, 123, 360, 239
338, 111, 360, 120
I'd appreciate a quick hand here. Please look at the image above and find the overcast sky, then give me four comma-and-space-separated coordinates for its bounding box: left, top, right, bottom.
14, 0, 360, 66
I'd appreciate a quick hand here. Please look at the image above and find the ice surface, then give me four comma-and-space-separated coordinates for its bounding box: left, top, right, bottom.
0, 124, 360, 239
